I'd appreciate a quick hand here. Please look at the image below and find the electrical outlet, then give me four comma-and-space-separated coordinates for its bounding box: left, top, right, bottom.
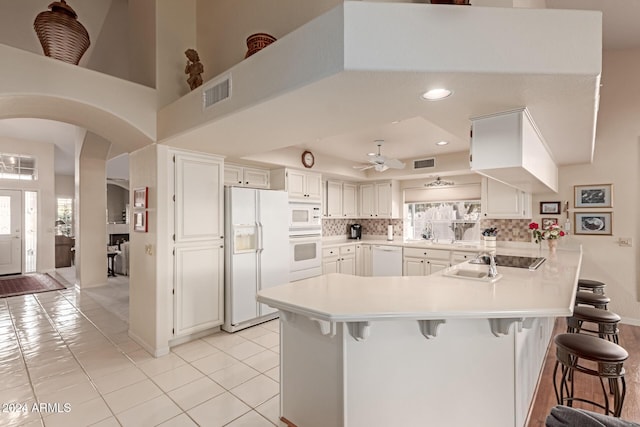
618, 237, 632, 247
145, 244, 153, 255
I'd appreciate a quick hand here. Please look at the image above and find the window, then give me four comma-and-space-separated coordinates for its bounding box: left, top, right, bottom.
404, 200, 481, 242
56, 198, 73, 236
0, 154, 37, 180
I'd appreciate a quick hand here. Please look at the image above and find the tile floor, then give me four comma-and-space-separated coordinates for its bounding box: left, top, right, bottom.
0, 273, 285, 427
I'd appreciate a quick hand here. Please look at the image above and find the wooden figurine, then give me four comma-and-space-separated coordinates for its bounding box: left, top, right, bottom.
185, 49, 203, 90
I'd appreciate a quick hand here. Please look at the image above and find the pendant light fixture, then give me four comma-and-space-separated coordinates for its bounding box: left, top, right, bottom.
34, 1, 90, 65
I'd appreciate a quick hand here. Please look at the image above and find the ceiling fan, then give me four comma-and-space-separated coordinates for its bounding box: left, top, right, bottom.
353, 140, 406, 172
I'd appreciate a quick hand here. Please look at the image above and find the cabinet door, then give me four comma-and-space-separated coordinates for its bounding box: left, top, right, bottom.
340, 256, 356, 275
326, 181, 343, 218
224, 165, 244, 186
403, 257, 426, 276
342, 183, 358, 217
359, 184, 376, 217
305, 173, 323, 200
482, 178, 529, 219
287, 170, 307, 199
376, 182, 392, 218
323, 257, 339, 274
244, 168, 269, 188
428, 260, 449, 275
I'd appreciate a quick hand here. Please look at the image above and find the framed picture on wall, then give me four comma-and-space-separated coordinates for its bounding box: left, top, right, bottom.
574, 184, 612, 208
541, 218, 558, 228
574, 212, 612, 235
540, 201, 561, 214
133, 187, 148, 209
133, 211, 148, 232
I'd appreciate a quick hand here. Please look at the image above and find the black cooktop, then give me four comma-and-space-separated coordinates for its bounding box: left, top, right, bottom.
476, 255, 546, 270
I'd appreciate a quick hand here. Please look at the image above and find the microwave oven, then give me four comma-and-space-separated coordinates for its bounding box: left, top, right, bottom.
289, 202, 322, 229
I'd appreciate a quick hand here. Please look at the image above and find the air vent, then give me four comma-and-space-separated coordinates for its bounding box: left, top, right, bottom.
413, 158, 436, 169
203, 75, 231, 109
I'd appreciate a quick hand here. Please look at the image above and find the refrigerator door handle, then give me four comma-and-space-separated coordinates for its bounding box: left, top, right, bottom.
257, 221, 264, 252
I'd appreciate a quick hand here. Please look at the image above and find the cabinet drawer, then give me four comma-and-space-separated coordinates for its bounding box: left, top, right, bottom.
451, 251, 477, 263
403, 247, 450, 260
323, 247, 340, 258
340, 245, 356, 256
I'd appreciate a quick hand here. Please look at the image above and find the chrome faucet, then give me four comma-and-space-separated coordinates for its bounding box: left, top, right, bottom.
477, 251, 498, 278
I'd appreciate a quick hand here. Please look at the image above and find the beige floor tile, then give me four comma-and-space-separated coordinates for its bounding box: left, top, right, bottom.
32, 370, 91, 395
126, 348, 154, 364
38, 380, 100, 410
103, 379, 163, 414
224, 341, 267, 361
167, 377, 225, 411
225, 410, 275, 427
249, 332, 280, 349
255, 395, 280, 426
171, 339, 219, 363
0, 384, 35, 404
230, 375, 279, 408
0, 402, 41, 427
0, 370, 30, 391
237, 325, 271, 340
187, 392, 251, 427
90, 366, 147, 394
89, 417, 121, 427
151, 364, 204, 392
116, 394, 182, 427
44, 398, 112, 427
138, 353, 186, 377
202, 332, 247, 350
264, 366, 280, 383
208, 363, 260, 390
28, 359, 81, 381
242, 350, 279, 373
191, 352, 239, 375
156, 413, 199, 427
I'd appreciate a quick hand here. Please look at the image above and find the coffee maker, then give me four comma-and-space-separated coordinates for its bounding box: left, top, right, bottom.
349, 224, 362, 240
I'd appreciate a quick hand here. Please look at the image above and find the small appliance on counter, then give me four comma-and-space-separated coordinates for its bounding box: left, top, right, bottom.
350, 224, 362, 240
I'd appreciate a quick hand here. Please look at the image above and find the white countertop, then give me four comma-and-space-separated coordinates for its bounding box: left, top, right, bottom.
257, 245, 582, 322
322, 237, 487, 252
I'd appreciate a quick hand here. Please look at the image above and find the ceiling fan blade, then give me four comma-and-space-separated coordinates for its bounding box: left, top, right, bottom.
375, 164, 389, 172
353, 164, 375, 171
384, 158, 406, 169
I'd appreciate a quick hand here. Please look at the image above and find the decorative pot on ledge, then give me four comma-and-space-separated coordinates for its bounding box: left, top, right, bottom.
430, 0, 471, 4
34, 0, 90, 65
245, 33, 276, 58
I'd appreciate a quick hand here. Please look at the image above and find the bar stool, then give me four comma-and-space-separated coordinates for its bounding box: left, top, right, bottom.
575, 290, 610, 309
553, 333, 628, 417
578, 279, 607, 295
567, 306, 621, 344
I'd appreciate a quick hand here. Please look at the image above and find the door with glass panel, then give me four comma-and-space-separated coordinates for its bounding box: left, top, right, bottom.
0, 190, 22, 275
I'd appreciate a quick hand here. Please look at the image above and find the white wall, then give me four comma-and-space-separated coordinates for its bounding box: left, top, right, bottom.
55, 174, 75, 199
128, 0, 156, 88
0, 137, 55, 272
532, 48, 640, 324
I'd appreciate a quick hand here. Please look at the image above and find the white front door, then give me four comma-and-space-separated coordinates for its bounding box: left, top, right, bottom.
0, 190, 22, 275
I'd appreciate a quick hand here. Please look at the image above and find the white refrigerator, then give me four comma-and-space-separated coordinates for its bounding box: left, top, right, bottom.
223, 187, 289, 332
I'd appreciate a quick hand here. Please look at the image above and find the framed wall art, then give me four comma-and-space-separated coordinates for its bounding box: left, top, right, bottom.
133, 211, 148, 232
133, 187, 148, 209
540, 201, 561, 215
574, 184, 612, 208
541, 218, 558, 228
574, 212, 612, 236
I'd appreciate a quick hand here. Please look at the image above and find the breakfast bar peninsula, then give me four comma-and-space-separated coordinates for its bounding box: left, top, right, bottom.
257, 245, 582, 427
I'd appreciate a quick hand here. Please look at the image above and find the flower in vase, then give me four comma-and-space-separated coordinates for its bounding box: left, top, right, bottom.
529, 222, 565, 244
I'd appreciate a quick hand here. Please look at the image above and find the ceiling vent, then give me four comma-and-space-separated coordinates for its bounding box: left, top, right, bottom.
203, 75, 231, 109
413, 158, 436, 170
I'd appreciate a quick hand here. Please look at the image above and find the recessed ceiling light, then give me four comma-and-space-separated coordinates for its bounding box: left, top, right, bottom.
435, 141, 449, 146
367, 152, 376, 156
421, 88, 452, 101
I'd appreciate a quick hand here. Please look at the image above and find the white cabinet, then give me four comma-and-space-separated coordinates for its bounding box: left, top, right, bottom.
403, 247, 450, 276
272, 169, 322, 201
481, 177, 532, 219
358, 180, 401, 218
355, 243, 371, 276
451, 251, 477, 265
325, 181, 358, 218
224, 164, 269, 188
322, 245, 356, 275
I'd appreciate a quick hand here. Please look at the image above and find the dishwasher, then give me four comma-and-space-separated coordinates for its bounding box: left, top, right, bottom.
371, 245, 403, 277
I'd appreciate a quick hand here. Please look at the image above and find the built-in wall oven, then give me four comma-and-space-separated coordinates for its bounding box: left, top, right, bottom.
289, 227, 322, 282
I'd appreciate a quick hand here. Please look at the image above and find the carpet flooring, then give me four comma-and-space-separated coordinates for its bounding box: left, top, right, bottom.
0, 273, 66, 298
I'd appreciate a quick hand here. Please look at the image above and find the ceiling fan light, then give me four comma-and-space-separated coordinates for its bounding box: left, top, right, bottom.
436, 140, 449, 146
421, 88, 452, 101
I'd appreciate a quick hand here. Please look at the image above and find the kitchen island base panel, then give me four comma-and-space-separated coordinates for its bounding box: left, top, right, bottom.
280, 314, 553, 427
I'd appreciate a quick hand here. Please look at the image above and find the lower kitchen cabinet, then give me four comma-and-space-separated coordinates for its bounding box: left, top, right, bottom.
403, 247, 450, 276
323, 245, 356, 275
355, 243, 371, 276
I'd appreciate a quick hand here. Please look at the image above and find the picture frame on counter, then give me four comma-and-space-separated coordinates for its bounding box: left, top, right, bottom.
540, 201, 561, 215
541, 218, 558, 228
574, 212, 612, 236
133, 187, 148, 209
133, 211, 148, 232
574, 184, 613, 208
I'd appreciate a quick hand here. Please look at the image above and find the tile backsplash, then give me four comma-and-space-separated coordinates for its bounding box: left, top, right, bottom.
323, 218, 404, 238
480, 219, 532, 242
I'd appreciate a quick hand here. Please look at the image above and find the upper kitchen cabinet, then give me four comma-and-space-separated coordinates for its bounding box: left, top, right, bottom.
359, 181, 401, 219
325, 181, 358, 218
481, 177, 532, 219
272, 169, 322, 201
471, 108, 558, 194
224, 164, 270, 189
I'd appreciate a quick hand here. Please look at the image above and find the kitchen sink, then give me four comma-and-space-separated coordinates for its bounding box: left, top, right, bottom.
443, 268, 503, 283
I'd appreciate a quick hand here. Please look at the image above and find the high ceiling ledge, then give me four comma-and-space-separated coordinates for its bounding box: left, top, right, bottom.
157, 2, 601, 166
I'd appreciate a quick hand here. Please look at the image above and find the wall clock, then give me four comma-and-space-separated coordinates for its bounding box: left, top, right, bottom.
301, 150, 315, 168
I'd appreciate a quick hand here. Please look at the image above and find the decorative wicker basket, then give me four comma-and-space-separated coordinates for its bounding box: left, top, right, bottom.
245, 33, 276, 58
34, 0, 90, 65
